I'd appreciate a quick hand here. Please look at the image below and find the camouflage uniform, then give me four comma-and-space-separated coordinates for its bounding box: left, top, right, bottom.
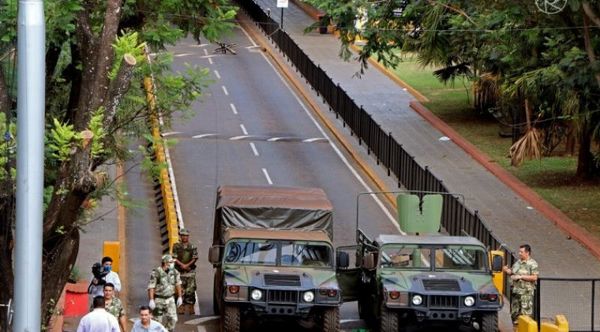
510, 258, 539, 322
172, 241, 198, 305
105, 297, 125, 320
148, 266, 182, 331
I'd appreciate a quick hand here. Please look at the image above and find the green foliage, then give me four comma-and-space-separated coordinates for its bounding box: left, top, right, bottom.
109, 31, 146, 80
88, 108, 106, 158
48, 119, 78, 162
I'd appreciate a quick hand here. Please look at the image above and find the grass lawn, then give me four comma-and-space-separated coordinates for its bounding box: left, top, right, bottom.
387, 55, 600, 239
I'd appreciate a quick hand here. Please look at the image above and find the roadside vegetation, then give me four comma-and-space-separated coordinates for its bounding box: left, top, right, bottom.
308, 0, 600, 238
0, 0, 236, 325
388, 55, 600, 238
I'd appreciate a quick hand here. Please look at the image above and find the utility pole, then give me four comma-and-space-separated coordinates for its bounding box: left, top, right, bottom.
14, 0, 45, 330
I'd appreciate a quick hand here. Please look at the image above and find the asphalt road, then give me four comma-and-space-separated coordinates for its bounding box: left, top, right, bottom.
125, 23, 492, 332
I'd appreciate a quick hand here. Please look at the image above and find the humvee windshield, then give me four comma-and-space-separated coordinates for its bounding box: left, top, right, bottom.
224, 240, 332, 267
380, 244, 487, 272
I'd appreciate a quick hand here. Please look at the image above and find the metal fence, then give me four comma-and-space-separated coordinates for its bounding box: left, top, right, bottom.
535, 278, 600, 332
237, 0, 516, 287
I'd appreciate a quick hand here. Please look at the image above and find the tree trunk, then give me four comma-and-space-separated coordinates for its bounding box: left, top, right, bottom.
0, 66, 11, 116
41, 229, 80, 325
576, 126, 599, 179
0, 195, 15, 327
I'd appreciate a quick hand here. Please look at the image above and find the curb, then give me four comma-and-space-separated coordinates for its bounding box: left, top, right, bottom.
410, 100, 600, 260
289, 0, 323, 20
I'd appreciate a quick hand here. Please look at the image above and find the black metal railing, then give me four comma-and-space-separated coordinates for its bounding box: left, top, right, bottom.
238, 0, 516, 283
534, 278, 600, 331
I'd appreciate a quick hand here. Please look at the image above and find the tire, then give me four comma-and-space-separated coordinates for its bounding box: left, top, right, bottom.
322, 307, 340, 332
222, 304, 240, 332
380, 303, 399, 332
481, 312, 499, 332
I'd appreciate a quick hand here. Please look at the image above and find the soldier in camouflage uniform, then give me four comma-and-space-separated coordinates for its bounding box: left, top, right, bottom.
148, 254, 183, 332
103, 283, 126, 332
172, 228, 198, 315
503, 244, 539, 324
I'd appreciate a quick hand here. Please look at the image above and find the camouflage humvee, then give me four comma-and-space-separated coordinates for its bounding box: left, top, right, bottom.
337, 193, 504, 332
208, 186, 345, 332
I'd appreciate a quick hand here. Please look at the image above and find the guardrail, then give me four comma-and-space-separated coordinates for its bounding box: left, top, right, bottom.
237, 0, 517, 286
144, 76, 180, 253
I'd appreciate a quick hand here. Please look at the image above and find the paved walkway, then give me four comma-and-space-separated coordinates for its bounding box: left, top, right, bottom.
250, 0, 600, 278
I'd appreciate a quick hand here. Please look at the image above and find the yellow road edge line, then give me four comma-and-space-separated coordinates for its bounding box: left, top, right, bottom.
116, 161, 129, 329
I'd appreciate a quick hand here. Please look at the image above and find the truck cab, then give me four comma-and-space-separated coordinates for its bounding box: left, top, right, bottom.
337, 193, 504, 332
209, 186, 342, 332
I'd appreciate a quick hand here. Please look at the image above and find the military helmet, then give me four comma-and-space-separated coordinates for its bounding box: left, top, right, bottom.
161, 254, 173, 263
179, 228, 190, 236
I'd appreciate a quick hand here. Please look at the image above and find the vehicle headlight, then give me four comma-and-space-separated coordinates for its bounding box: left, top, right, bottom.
303, 291, 315, 302
464, 296, 475, 307
250, 289, 263, 301
411, 294, 423, 306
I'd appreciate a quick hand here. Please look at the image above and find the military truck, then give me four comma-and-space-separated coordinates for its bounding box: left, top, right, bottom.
338, 193, 504, 332
208, 186, 345, 332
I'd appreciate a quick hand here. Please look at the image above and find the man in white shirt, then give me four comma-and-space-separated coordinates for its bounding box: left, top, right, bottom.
131, 306, 168, 332
89, 256, 122, 297
77, 296, 119, 332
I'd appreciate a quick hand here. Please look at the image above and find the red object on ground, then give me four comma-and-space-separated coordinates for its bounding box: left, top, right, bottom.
63, 282, 90, 317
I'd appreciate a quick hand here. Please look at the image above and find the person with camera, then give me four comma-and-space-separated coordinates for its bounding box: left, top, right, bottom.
89, 256, 122, 298
147, 254, 183, 332
172, 228, 198, 315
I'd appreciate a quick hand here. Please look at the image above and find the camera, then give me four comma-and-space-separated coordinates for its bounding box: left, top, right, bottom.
91, 262, 108, 285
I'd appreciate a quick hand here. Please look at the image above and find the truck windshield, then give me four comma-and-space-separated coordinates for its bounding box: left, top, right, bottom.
224, 240, 277, 265
436, 245, 487, 272
380, 245, 431, 270
224, 240, 332, 267
281, 242, 332, 267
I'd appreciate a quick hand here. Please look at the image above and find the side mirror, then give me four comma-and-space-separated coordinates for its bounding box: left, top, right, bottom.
491, 254, 503, 272
362, 252, 376, 270
208, 246, 222, 266
337, 251, 349, 268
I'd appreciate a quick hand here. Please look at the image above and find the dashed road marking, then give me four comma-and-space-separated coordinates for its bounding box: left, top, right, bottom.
192, 133, 217, 139
214, 70, 221, 79
230, 103, 238, 115
262, 168, 273, 185
203, 48, 209, 56
222, 85, 229, 96
175, 53, 192, 57
208, 57, 213, 65
240, 124, 248, 135
250, 142, 259, 156
161, 131, 181, 137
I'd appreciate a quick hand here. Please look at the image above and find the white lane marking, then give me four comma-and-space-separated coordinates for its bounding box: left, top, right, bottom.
192, 133, 217, 139
203, 48, 209, 56
222, 85, 229, 96
250, 142, 259, 156
262, 168, 273, 185
239, 24, 258, 47
239, 25, 400, 233
161, 131, 181, 137
190, 43, 209, 47
208, 57, 213, 65
240, 124, 248, 135
230, 135, 252, 140
303, 137, 328, 143
175, 53, 192, 57
214, 70, 221, 79
185, 316, 220, 325
230, 103, 238, 114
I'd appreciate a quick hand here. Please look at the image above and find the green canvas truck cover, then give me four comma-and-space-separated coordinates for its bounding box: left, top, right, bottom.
213, 185, 334, 244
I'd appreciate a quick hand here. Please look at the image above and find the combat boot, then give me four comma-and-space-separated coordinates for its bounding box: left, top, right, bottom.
177, 304, 185, 315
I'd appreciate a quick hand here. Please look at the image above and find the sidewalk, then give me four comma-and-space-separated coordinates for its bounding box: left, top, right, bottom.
251, 0, 600, 278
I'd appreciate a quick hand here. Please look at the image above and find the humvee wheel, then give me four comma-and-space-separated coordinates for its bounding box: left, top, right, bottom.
222, 304, 240, 332
380, 303, 398, 332
481, 312, 498, 332
322, 307, 340, 332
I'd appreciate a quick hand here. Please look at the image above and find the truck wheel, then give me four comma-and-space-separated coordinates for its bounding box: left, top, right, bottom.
222, 304, 240, 332
380, 303, 398, 332
322, 307, 340, 332
481, 312, 498, 332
